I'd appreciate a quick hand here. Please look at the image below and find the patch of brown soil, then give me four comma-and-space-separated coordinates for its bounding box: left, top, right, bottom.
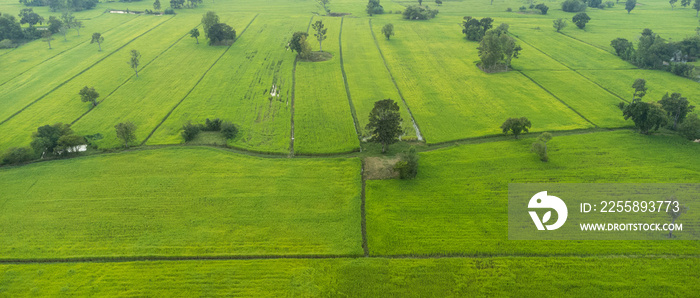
364, 157, 400, 180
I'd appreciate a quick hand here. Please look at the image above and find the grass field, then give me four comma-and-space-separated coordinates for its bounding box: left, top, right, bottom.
147, 14, 307, 153
0, 147, 362, 258
294, 16, 360, 154
0, 257, 698, 296
367, 130, 700, 256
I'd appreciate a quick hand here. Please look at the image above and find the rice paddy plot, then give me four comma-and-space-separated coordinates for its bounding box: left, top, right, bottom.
0, 147, 363, 258
147, 15, 308, 154
366, 130, 700, 256
71, 14, 257, 149
294, 16, 360, 154
340, 17, 416, 140
0, 15, 171, 124
521, 70, 629, 128
371, 19, 591, 143
0, 14, 204, 153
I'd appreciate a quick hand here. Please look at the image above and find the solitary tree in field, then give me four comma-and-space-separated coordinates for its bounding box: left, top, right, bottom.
312, 20, 327, 51
572, 13, 590, 29
531, 132, 552, 162
553, 18, 567, 32
42, 30, 53, 49
154, 0, 161, 10
670, 0, 678, 9
190, 28, 200, 44
129, 50, 141, 77
74, 20, 83, 36
115, 122, 137, 149
79, 86, 100, 107
658, 92, 695, 130
366, 99, 403, 153
667, 196, 687, 238
501, 117, 531, 139
632, 78, 647, 102
91, 32, 104, 51
201, 11, 219, 39
382, 23, 394, 40
625, 0, 636, 13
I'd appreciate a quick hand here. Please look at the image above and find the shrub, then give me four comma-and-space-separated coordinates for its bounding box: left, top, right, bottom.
519, 6, 527, 11
679, 113, 700, 140
204, 118, 223, 131
669, 63, 696, 78
181, 122, 201, 142
0, 39, 15, 49
1, 147, 34, 165
402, 5, 438, 20
535, 3, 549, 14
394, 147, 419, 179
163, 8, 175, 14
366, 0, 384, 15
220, 121, 238, 139
562, 0, 586, 12
605, 1, 615, 7
506, 7, 512, 12
587, 0, 602, 7
528, 4, 534, 9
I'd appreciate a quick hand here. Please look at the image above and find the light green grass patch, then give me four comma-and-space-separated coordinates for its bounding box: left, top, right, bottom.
295, 16, 360, 154
367, 130, 700, 256
0, 146, 362, 258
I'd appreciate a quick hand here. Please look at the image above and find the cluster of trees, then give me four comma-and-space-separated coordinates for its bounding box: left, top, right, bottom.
402, 5, 438, 20
366, 0, 384, 16
669, 0, 700, 16
462, 16, 493, 41
610, 29, 699, 78
620, 79, 700, 139
170, 0, 202, 9
19, 0, 97, 11
181, 118, 238, 142
515, 3, 549, 14
477, 24, 522, 72
289, 31, 312, 59
1, 9, 85, 47
201, 11, 235, 46
1, 123, 86, 166
561, 0, 620, 11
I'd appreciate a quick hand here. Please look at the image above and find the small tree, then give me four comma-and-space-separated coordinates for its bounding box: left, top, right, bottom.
658, 92, 695, 130
115, 122, 137, 148
312, 20, 327, 51
632, 78, 647, 102
60, 12, 74, 29
435, 0, 442, 5
679, 113, 700, 140
58, 24, 68, 41
418, 0, 422, 5
154, 0, 161, 10
221, 121, 238, 139
366, 99, 403, 153
129, 50, 141, 77
625, 0, 636, 13
670, 0, 678, 9
394, 146, 419, 179
42, 30, 53, 49
682, 0, 691, 7
501, 117, 531, 139
667, 196, 688, 238
190, 28, 200, 44
79, 86, 99, 107
535, 3, 549, 14
181, 122, 201, 142
91, 32, 103, 51
531, 132, 552, 162
572, 13, 590, 29
289, 31, 310, 57
553, 18, 567, 32
201, 11, 219, 39
366, 0, 384, 15
382, 23, 394, 40
74, 20, 83, 36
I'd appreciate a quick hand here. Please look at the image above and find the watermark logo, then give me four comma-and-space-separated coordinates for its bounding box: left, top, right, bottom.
528, 191, 568, 230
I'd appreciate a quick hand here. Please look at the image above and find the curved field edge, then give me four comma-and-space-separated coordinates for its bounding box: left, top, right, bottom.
0, 146, 363, 258
366, 130, 700, 256
0, 257, 697, 296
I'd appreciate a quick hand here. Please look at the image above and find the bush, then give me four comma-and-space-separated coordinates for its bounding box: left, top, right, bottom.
181, 122, 201, 142
163, 8, 175, 14
366, 0, 384, 15
1, 147, 34, 165
605, 1, 615, 7
535, 3, 549, 14
0, 39, 15, 49
519, 6, 527, 11
587, 0, 602, 7
220, 122, 238, 139
394, 147, 419, 179
204, 118, 223, 131
669, 63, 696, 78
562, 0, 586, 12
506, 7, 512, 12
679, 114, 700, 140
402, 5, 438, 20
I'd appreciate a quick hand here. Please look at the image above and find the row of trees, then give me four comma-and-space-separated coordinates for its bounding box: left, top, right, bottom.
181, 118, 238, 142
611, 29, 699, 78
402, 5, 438, 20
620, 79, 700, 139
19, 0, 98, 12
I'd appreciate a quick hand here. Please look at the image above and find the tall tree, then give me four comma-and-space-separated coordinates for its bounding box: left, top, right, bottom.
501, 117, 531, 139
312, 20, 327, 51
658, 92, 695, 130
154, 0, 161, 10
553, 18, 567, 32
79, 86, 99, 107
91, 32, 103, 51
115, 122, 137, 149
129, 50, 141, 77
289, 31, 310, 57
632, 78, 647, 102
625, 0, 636, 13
382, 23, 394, 40
42, 30, 53, 49
201, 11, 219, 39
366, 99, 403, 153
190, 28, 200, 44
